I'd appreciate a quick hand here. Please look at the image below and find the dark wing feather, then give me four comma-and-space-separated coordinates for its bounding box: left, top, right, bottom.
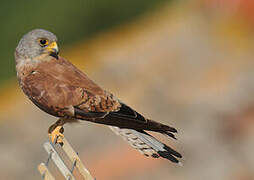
75, 102, 177, 140
109, 103, 146, 123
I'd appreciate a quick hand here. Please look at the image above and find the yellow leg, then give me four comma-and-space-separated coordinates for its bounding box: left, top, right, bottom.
48, 119, 65, 145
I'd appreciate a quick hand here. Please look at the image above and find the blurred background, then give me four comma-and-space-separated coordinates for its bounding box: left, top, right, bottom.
1, 0, 254, 179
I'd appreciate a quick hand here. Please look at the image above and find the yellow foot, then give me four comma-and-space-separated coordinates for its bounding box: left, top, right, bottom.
48, 126, 64, 145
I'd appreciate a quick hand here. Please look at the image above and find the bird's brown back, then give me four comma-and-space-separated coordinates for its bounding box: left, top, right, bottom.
18, 56, 121, 117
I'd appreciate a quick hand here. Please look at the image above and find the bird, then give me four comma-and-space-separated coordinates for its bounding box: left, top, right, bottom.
15, 29, 182, 164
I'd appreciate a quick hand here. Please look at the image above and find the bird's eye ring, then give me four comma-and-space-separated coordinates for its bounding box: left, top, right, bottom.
38, 38, 49, 47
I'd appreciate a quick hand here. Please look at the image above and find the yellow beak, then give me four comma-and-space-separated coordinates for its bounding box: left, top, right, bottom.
46, 42, 59, 59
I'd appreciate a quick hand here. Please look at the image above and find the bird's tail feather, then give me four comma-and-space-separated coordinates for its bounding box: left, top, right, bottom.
109, 126, 182, 164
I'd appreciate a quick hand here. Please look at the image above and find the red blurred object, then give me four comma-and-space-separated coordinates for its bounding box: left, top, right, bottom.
205, 0, 254, 24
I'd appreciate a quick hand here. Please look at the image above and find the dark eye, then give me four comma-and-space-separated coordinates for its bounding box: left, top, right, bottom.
38, 38, 49, 47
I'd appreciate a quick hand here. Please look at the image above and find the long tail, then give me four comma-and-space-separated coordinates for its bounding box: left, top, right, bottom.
109, 126, 182, 164
75, 103, 182, 163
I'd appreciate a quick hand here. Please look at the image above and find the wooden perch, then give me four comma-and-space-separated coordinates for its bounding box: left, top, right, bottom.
38, 136, 94, 180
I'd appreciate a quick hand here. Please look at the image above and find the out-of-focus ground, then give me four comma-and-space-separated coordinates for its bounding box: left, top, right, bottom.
1, 0, 254, 179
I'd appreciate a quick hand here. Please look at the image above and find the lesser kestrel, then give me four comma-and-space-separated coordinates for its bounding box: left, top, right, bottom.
15, 29, 182, 164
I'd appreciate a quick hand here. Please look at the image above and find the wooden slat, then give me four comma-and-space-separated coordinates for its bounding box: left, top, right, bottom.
38, 163, 55, 180
43, 142, 76, 180
60, 137, 94, 180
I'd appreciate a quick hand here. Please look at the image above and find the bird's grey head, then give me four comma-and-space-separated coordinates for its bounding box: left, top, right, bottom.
15, 29, 59, 64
